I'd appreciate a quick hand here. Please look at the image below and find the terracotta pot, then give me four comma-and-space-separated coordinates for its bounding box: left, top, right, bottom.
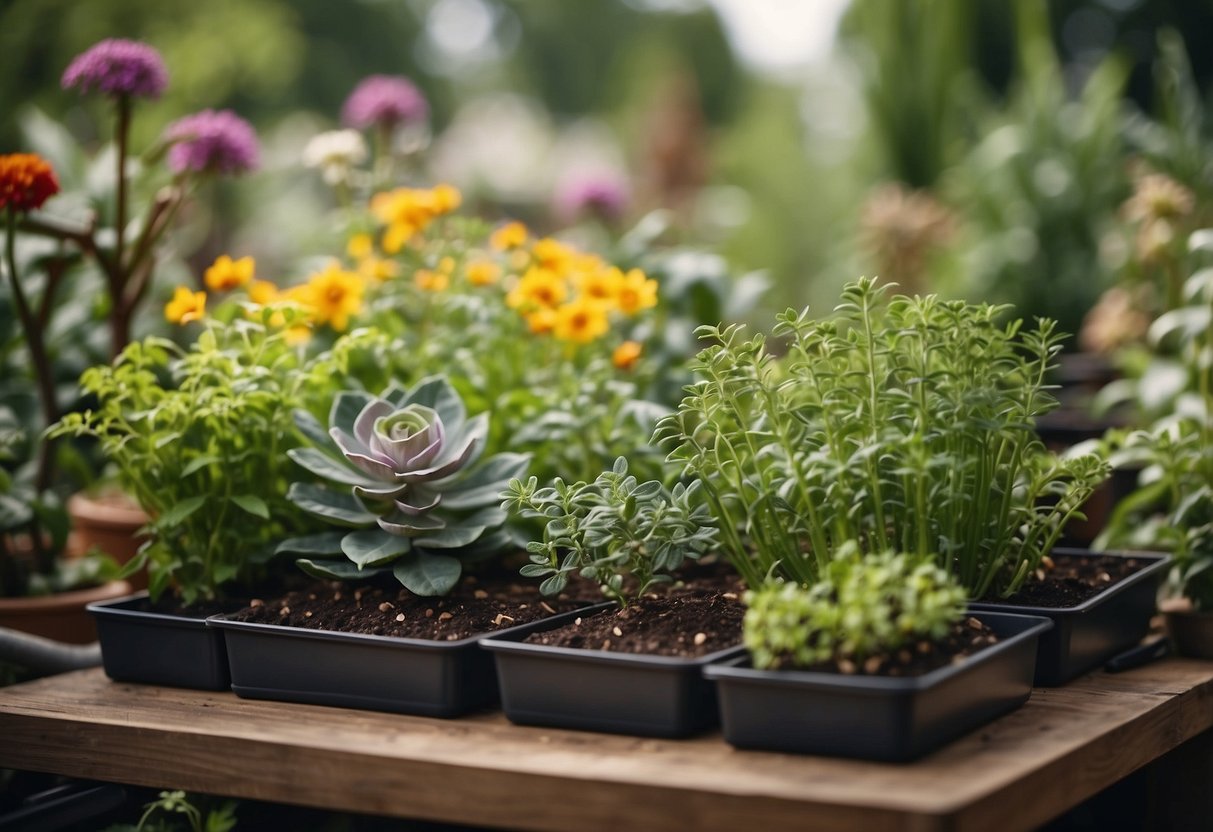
68, 490, 150, 590
1163, 599, 1213, 660
0, 580, 133, 644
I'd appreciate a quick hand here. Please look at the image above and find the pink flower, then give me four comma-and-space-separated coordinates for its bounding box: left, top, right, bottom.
165, 110, 260, 176
555, 175, 630, 225
62, 39, 168, 99
342, 75, 429, 130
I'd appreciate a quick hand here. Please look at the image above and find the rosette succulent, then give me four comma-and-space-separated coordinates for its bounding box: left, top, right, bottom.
280, 376, 528, 595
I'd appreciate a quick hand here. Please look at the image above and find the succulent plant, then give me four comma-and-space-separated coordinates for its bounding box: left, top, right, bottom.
280, 375, 529, 595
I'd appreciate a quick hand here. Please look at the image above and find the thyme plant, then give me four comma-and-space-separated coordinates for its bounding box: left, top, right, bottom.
743, 547, 967, 671
658, 277, 1107, 598
503, 457, 717, 606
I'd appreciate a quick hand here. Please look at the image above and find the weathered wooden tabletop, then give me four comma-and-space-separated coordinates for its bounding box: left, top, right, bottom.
1, 663, 1212, 832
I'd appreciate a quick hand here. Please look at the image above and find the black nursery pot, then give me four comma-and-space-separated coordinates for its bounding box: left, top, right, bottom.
969, 549, 1170, 686
481, 606, 745, 738
705, 611, 1052, 762
88, 593, 231, 691
208, 607, 600, 717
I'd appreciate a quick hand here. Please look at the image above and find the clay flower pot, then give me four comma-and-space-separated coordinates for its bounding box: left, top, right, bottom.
67, 490, 149, 589
1162, 599, 1213, 660
0, 580, 133, 644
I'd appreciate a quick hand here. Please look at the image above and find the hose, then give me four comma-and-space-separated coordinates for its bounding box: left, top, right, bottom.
0, 626, 101, 676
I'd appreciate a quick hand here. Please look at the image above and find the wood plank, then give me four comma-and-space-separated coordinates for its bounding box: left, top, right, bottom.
2, 662, 1212, 832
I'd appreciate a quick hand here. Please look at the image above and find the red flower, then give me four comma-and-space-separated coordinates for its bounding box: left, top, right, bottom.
0, 154, 60, 213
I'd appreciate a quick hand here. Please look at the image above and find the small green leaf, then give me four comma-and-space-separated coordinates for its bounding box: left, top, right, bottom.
276, 531, 347, 556
182, 455, 222, 477
296, 558, 386, 581
288, 483, 376, 527
342, 528, 411, 567
288, 447, 378, 486
158, 495, 207, 528
392, 552, 462, 595
230, 494, 270, 519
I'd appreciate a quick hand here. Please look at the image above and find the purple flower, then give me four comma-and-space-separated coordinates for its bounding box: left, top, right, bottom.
342, 75, 429, 130
164, 110, 260, 176
61, 39, 168, 99
555, 175, 630, 225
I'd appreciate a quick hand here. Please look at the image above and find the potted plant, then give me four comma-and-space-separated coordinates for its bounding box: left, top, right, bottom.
208, 376, 592, 716
53, 302, 334, 689
1098, 231, 1213, 658
658, 277, 1167, 686
706, 549, 1051, 761
482, 457, 738, 737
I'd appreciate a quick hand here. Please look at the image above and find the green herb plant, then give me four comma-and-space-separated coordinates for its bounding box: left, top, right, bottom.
279, 375, 528, 596
1099, 235, 1213, 609
103, 790, 237, 832
53, 308, 332, 603
503, 457, 717, 606
743, 546, 967, 671
658, 277, 1107, 598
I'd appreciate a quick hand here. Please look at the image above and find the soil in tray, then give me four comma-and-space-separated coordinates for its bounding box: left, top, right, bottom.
127, 595, 250, 620
227, 571, 585, 641
984, 553, 1146, 609
773, 616, 1000, 677
522, 590, 745, 658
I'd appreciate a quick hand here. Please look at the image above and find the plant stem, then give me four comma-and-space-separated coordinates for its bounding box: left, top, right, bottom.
112, 95, 132, 358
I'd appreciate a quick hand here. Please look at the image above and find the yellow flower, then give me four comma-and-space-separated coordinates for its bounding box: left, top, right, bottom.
295, 263, 364, 331
203, 255, 254, 292
530, 237, 575, 274
613, 340, 643, 370
616, 268, 658, 314
284, 325, 313, 346
165, 286, 206, 324
526, 307, 557, 335
347, 233, 374, 261
490, 221, 528, 251
574, 264, 622, 308
414, 269, 450, 292
554, 298, 609, 344
438, 256, 457, 274
507, 266, 568, 310
247, 280, 279, 306
359, 257, 400, 282
432, 184, 462, 214
370, 185, 462, 254
466, 259, 501, 287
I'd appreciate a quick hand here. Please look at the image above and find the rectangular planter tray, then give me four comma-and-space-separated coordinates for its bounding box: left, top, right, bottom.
207, 605, 604, 717
970, 549, 1170, 686
481, 605, 745, 738
88, 593, 230, 691
705, 611, 1052, 762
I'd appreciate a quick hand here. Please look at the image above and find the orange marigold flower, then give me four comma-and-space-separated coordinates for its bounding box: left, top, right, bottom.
615, 268, 658, 314
203, 254, 255, 291
490, 221, 528, 251
414, 268, 449, 292
554, 298, 609, 344
613, 340, 643, 370
0, 153, 60, 213
165, 286, 206, 324
466, 259, 501, 287
507, 266, 568, 310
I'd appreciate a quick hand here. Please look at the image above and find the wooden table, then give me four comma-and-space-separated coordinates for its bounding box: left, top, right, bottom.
2, 663, 1212, 832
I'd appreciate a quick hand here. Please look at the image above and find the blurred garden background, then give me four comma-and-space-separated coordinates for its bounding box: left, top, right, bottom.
4, 0, 1211, 336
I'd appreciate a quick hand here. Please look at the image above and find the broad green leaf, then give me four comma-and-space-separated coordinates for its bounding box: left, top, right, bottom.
376, 512, 445, 537
182, 455, 222, 477
0, 494, 34, 529
276, 531, 347, 556
288, 483, 376, 526
288, 447, 378, 486
405, 375, 466, 429
392, 552, 461, 595
230, 494, 270, 519
441, 453, 531, 510
329, 390, 376, 436
293, 408, 331, 448
158, 495, 207, 528
341, 528, 411, 567
296, 558, 386, 581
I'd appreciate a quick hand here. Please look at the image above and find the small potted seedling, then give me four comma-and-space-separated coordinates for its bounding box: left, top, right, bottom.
660, 278, 1167, 686
209, 376, 586, 716
707, 548, 1051, 761
482, 457, 737, 737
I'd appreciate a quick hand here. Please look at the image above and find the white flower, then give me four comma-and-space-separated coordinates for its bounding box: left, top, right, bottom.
302, 129, 368, 185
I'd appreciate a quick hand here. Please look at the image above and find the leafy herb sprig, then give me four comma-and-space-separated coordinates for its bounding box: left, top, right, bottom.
658, 277, 1107, 598
503, 457, 717, 606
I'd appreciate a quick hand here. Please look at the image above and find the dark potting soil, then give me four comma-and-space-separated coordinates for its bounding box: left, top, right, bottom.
779, 617, 999, 678
522, 591, 745, 658
129, 595, 250, 620
227, 573, 585, 641
985, 553, 1146, 609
